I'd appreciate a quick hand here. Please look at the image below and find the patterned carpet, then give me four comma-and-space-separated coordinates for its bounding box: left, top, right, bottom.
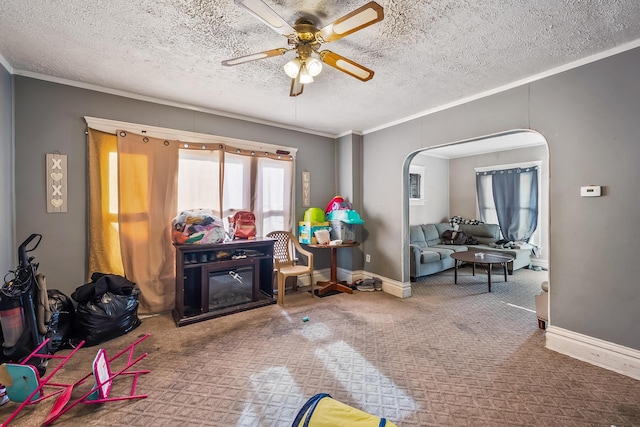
2, 266, 640, 426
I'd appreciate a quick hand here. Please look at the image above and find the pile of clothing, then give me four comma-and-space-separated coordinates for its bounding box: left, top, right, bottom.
490, 240, 534, 250
172, 208, 226, 245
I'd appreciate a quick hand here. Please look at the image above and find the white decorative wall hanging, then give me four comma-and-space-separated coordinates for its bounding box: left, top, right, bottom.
46, 152, 68, 213
302, 171, 311, 208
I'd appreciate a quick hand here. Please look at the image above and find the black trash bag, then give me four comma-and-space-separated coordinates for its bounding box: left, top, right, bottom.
46, 289, 75, 353
71, 274, 142, 347
71, 273, 136, 304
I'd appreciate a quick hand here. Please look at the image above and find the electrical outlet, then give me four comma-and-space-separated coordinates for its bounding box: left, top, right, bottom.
366, 254, 371, 263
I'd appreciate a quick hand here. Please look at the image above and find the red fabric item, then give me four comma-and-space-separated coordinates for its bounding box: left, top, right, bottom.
229, 211, 256, 239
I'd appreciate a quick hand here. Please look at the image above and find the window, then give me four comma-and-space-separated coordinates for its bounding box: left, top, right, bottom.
257, 158, 289, 234
409, 173, 421, 199
178, 149, 222, 215
104, 142, 293, 236
222, 152, 293, 236
86, 118, 296, 314
87, 116, 296, 235
476, 162, 541, 246
409, 165, 425, 205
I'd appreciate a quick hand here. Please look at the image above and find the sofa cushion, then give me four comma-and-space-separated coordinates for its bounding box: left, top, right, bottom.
421, 224, 441, 246
434, 223, 452, 236
457, 223, 500, 245
431, 244, 468, 253
420, 250, 440, 263
410, 225, 428, 249
425, 247, 456, 260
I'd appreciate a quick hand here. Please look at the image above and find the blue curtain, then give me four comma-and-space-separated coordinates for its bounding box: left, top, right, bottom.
476, 167, 538, 242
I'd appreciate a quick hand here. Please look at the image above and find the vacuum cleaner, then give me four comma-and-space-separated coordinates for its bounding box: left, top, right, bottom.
0, 234, 50, 373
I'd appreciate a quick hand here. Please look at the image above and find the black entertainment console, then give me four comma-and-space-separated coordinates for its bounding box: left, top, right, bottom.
172, 239, 276, 327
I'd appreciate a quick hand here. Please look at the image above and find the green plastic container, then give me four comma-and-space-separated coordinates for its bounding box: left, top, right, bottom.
304, 207, 326, 223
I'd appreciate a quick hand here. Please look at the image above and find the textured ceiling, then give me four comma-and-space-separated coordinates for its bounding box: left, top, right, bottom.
2, 1, 640, 136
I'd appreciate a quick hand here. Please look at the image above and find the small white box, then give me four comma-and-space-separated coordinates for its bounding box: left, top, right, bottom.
580, 185, 601, 197
314, 229, 330, 245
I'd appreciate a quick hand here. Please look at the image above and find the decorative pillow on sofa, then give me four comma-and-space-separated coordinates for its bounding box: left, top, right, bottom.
449, 216, 484, 228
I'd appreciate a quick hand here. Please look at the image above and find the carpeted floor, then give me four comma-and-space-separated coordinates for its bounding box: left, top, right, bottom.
2, 266, 640, 426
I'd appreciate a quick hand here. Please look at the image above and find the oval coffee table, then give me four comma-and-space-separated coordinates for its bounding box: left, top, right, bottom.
450, 251, 515, 292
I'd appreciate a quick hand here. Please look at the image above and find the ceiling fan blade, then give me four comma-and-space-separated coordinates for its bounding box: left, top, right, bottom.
290, 74, 304, 97
319, 50, 374, 82
234, 0, 296, 37
222, 48, 288, 66
318, 1, 384, 43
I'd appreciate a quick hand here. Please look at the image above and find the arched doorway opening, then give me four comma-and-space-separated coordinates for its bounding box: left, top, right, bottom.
402, 129, 550, 320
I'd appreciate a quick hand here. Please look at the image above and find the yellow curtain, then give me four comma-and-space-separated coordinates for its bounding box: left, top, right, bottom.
117, 131, 179, 314
88, 129, 125, 277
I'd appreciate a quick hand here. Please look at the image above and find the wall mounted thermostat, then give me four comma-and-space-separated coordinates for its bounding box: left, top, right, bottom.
580, 185, 602, 197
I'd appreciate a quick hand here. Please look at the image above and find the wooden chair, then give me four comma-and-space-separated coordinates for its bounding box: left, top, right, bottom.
266, 231, 314, 305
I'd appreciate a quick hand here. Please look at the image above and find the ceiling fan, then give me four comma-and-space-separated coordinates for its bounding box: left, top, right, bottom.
222, 0, 384, 96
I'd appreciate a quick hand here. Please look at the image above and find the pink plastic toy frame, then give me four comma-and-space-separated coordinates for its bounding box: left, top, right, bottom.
1, 338, 86, 426
42, 333, 151, 425
1, 333, 151, 426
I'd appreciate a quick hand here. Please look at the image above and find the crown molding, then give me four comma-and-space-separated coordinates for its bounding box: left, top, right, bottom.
12, 69, 337, 139
363, 38, 640, 135
7, 37, 640, 138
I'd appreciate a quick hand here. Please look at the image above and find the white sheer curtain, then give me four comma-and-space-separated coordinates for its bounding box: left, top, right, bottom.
222, 153, 252, 219
256, 157, 293, 236
178, 149, 222, 216
221, 153, 294, 235
476, 173, 499, 226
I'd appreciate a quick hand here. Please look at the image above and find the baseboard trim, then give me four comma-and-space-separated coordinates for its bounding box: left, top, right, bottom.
297, 269, 411, 298
545, 326, 640, 380
360, 270, 411, 298
382, 277, 411, 298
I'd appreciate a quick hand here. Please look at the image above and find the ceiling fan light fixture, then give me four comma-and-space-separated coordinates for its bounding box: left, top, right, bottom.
306, 57, 323, 77
283, 57, 302, 78
224, 0, 385, 96
299, 65, 314, 84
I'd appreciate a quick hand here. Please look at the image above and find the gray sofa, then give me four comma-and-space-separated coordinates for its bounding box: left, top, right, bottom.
409, 222, 532, 280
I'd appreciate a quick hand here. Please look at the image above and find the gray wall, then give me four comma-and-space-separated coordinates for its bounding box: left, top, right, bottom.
13, 76, 336, 297
409, 153, 449, 225
449, 144, 549, 266
336, 133, 364, 272
0, 64, 13, 276
363, 87, 529, 281
362, 47, 640, 351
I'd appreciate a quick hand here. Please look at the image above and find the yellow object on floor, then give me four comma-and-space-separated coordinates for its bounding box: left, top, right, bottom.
292, 393, 398, 427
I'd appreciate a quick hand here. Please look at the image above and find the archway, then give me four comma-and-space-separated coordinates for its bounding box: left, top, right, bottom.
402, 129, 550, 304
